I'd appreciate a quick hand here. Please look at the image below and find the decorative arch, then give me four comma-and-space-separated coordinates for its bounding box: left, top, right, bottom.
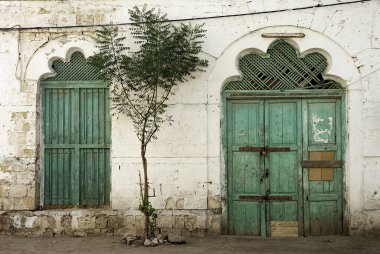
24, 34, 97, 81
207, 26, 361, 103
224, 40, 342, 91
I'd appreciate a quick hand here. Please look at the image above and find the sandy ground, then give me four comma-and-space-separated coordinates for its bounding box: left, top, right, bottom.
0, 235, 379, 254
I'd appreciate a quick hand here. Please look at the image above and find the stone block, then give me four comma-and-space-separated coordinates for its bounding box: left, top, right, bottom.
181, 228, 191, 238
24, 216, 37, 228
95, 214, 108, 229
173, 215, 185, 229
157, 215, 173, 229
184, 215, 196, 230
162, 228, 181, 236
12, 197, 35, 210
207, 196, 221, 209
270, 221, 298, 237
33, 215, 55, 229
207, 215, 221, 235
0, 185, 9, 197
124, 215, 135, 229
107, 215, 124, 229
134, 215, 145, 235
0, 214, 12, 232
1, 198, 12, 210
77, 215, 95, 230
12, 214, 23, 228
60, 215, 72, 229
9, 185, 27, 198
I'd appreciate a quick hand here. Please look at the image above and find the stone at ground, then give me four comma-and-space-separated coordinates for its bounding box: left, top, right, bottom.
144, 238, 158, 247
124, 235, 137, 245
168, 234, 186, 244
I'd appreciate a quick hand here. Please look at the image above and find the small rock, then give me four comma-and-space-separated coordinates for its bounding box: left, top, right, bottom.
122, 234, 139, 245
73, 231, 86, 237
156, 233, 163, 240
168, 234, 186, 244
144, 238, 158, 247
132, 239, 143, 247
158, 239, 164, 244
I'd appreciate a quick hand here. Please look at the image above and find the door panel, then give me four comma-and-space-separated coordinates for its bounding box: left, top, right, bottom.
268, 152, 298, 193
232, 103, 261, 147
228, 101, 264, 235
44, 148, 74, 205
303, 99, 343, 235
310, 201, 337, 235
232, 152, 261, 194
269, 201, 298, 221
232, 201, 262, 235
80, 148, 110, 206
265, 100, 301, 236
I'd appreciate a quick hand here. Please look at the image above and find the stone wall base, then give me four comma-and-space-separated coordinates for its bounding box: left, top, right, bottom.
0, 209, 221, 237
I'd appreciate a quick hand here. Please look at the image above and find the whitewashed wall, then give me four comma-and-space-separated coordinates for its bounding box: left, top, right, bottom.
0, 0, 379, 236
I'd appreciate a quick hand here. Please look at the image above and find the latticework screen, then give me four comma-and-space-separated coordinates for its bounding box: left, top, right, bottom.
224, 40, 342, 91
43, 51, 101, 81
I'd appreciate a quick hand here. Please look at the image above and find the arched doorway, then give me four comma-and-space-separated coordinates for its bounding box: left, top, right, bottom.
224, 40, 345, 236
41, 52, 111, 208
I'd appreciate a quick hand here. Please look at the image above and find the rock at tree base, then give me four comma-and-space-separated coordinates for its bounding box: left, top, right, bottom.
144, 238, 158, 247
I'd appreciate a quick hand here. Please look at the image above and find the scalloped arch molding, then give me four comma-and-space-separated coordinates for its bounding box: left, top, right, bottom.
25, 35, 97, 81
208, 26, 361, 102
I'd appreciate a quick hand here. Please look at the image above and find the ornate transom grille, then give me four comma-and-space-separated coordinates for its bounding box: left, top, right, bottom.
224, 40, 342, 91
43, 51, 101, 81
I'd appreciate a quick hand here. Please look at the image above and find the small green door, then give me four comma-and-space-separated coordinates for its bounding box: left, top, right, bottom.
227, 98, 343, 236
43, 82, 111, 207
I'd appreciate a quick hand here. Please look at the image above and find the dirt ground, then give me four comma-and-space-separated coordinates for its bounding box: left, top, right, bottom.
0, 235, 379, 254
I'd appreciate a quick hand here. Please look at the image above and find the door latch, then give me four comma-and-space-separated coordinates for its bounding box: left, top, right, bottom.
260, 168, 269, 183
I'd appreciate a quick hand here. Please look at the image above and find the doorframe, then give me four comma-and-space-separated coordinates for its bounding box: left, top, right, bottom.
221, 89, 347, 236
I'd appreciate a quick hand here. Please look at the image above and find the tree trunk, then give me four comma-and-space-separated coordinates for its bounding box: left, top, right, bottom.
141, 144, 150, 239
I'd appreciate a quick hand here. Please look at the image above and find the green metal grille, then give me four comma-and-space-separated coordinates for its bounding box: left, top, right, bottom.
224, 40, 342, 91
44, 51, 101, 81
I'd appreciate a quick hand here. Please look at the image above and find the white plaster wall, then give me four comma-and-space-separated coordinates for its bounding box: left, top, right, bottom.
0, 0, 379, 235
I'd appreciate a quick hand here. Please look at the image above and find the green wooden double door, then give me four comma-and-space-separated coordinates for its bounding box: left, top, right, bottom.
42, 81, 111, 207
227, 98, 343, 236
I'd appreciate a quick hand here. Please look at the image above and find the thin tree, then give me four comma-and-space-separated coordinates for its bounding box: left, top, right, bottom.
89, 5, 208, 238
